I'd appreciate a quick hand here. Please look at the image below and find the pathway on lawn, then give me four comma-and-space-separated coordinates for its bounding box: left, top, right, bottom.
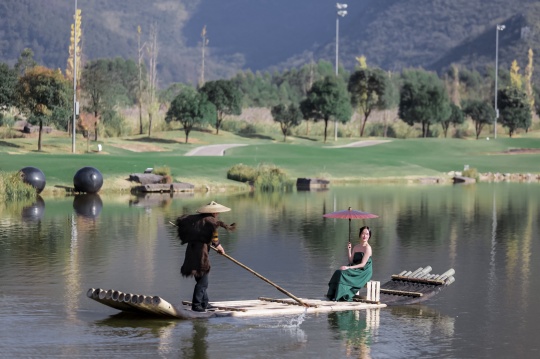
325, 140, 391, 148
185, 140, 390, 156
185, 144, 248, 156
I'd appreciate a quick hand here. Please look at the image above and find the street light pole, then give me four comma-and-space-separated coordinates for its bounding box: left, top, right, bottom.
72, 0, 78, 153
494, 24, 505, 140
335, 3, 348, 142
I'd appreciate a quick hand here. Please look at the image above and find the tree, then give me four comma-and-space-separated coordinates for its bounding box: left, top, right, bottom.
440, 103, 464, 138
509, 60, 522, 90
199, 25, 209, 87
456, 68, 489, 101
300, 76, 352, 143
534, 85, 540, 119
136, 25, 146, 136
15, 66, 71, 151
497, 87, 531, 137
66, 8, 82, 83
165, 87, 216, 143
0, 63, 17, 110
379, 71, 400, 137
524, 49, 534, 129
447, 64, 461, 106
145, 23, 159, 137
14, 48, 37, 76
81, 60, 113, 141
106, 57, 140, 106
199, 79, 242, 134
398, 69, 451, 137
82, 57, 139, 108
461, 100, 494, 139
271, 103, 303, 141
348, 67, 387, 137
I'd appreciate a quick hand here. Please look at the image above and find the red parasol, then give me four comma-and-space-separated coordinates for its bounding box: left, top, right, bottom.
323, 207, 378, 243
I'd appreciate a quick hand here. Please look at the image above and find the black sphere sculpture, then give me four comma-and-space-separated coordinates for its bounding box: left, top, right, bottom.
19, 166, 46, 193
73, 194, 103, 219
73, 166, 103, 193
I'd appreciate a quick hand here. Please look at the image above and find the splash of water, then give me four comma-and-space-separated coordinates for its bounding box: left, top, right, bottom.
277, 307, 307, 328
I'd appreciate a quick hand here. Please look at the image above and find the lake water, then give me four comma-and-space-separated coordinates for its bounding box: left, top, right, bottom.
1, 183, 539, 358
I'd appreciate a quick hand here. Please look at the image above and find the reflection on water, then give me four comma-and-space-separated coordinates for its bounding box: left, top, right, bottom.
95, 312, 178, 334
182, 320, 209, 359
388, 305, 455, 337
21, 195, 45, 221
0, 183, 539, 358
73, 193, 103, 219
328, 310, 374, 359
129, 192, 194, 210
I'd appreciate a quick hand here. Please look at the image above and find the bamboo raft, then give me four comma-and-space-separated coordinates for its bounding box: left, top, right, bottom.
87, 266, 455, 319
87, 288, 385, 319
356, 266, 456, 306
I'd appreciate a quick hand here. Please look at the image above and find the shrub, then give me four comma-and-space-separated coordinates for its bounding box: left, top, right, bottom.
0, 113, 15, 127
367, 123, 396, 138
0, 171, 36, 201
462, 167, 479, 180
238, 123, 258, 136
227, 163, 258, 183
0, 127, 23, 139
153, 166, 172, 183
103, 109, 131, 137
220, 119, 243, 133
254, 164, 294, 192
227, 163, 294, 191
153, 165, 171, 177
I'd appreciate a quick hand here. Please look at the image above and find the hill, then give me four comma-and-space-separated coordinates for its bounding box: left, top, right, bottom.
1, 0, 539, 86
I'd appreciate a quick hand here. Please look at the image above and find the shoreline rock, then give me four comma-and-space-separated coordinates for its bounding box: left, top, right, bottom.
448, 171, 540, 183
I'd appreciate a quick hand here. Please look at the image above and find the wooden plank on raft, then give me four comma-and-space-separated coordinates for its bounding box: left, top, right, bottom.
181, 300, 248, 312
353, 297, 380, 304
391, 275, 445, 285
258, 297, 319, 308
380, 289, 423, 297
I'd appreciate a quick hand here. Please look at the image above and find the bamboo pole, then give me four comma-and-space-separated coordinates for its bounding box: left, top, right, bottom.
258, 296, 318, 308
209, 245, 309, 307
168, 221, 308, 307
436, 268, 456, 281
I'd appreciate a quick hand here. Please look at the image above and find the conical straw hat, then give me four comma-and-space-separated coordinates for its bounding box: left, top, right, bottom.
196, 201, 231, 213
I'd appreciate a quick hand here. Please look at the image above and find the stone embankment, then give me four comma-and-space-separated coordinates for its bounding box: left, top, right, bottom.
448, 171, 540, 183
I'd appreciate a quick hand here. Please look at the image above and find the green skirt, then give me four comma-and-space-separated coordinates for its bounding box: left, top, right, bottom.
326, 258, 372, 302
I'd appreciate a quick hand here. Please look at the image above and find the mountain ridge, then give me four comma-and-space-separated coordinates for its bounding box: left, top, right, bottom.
1, 0, 538, 86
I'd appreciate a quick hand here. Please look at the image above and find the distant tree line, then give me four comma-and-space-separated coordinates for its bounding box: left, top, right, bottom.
1, 48, 537, 151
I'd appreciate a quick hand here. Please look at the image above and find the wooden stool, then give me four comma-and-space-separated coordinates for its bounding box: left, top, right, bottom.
367, 281, 380, 302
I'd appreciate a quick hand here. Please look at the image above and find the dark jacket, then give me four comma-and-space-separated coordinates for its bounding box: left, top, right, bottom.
176, 213, 233, 277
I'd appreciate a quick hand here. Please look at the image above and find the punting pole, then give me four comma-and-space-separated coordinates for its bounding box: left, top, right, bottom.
169, 220, 308, 307
208, 245, 308, 307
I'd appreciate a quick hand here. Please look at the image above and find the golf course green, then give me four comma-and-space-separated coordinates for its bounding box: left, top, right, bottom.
1, 128, 539, 196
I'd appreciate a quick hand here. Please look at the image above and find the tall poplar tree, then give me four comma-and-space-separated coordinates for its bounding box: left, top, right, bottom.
146, 23, 159, 137
524, 48, 534, 125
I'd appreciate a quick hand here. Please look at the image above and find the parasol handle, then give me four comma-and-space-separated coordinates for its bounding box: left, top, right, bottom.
348, 218, 351, 244
348, 207, 352, 244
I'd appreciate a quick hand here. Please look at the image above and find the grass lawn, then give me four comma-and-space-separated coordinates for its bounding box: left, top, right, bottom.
1, 128, 539, 196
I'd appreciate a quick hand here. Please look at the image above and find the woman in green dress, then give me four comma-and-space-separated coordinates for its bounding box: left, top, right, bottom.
327, 226, 373, 301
